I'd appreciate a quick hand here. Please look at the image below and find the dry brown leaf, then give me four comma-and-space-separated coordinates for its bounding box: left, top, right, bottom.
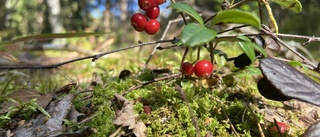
112, 100, 136, 129
54, 83, 78, 94
112, 94, 146, 137
0, 88, 52, 114
133, 121, 146, 137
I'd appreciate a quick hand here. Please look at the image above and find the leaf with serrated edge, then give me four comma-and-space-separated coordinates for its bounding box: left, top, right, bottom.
181, 23, 217, 47
211, 10, 261, 29
169, 3, 203, 25
272, 0, 302, 13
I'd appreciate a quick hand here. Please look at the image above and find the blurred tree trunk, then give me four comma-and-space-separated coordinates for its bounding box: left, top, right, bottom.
120, 0, 128, 22
104, 0, 111, 32
45, 0, 64, 33
0, 0, 6, 30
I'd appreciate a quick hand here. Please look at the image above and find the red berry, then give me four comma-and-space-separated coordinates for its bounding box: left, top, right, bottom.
181, 62, 194, 75
143, 105, 151, 114
144, 19, 160, 35
194, 60, 214, 78
138, 0, 157, 11
146, 6, 160, 19
270, 122, 289, 133
157, 0, 166, 5
131, 13, 148, 31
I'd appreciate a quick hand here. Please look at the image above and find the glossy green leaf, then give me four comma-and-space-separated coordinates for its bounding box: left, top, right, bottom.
181, 23, 217, 47
238, 41, 256, 63
211, 10, 261, 29
252, 42, 267, 57
169, 3, 204, 25
237, 35, 251, 42
214, 51, 227, 69
237, 36, 267, 57
271, 0, 302, 13
1, 32, 110, 45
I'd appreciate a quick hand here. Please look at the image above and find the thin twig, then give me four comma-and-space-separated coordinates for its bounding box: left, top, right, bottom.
229, 0, 253, 9
247, 103, 265, 137
277, 33, 320, 42
257, 0, 263, 25
221, 106, 240, 137
122, 73, 181, 96
0, 39, 176, 69
109, 126, 124, 137
217, 25, 250, 34
273, 118, 284, 137
271, 57, 314, 70
174, 84, 201, 137
138, 17, 190, 75
262, 25, 318, 70
181, 47, 190, 67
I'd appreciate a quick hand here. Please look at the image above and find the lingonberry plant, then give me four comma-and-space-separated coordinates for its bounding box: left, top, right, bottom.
146, 6, 160, 19
156, 0, 166, 5
138, 0, 157, 11
131, 13, 148, 31
181, 62, 194, 76
144, 19, 160, 35
193, 60, 214, 78
131, 0, 165, 35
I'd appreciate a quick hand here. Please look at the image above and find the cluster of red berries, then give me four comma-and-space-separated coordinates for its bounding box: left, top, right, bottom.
131, 0, 166, 35
181, 60, 214, 78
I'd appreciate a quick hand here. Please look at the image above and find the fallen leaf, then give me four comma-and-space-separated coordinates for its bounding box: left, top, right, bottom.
133, 121, 146, 137
112, 94, 146, 136
258, 58, 320, 106
112, 100, 136, 129
0, 88, 52, 114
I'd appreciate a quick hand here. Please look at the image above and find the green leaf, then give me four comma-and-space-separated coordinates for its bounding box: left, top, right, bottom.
35, 104, 51, 118
288, 60, 307, 70
238, 41, 256, 63
211, 10, 261, 29
169, 3, 204, 25
237, 36, 267, 58
232, 66, 262, 76
181, 23, 217, 47
271, 0, 302, 13
214, 51, 227, 69
237, 35, 251, 42
0, 32, 111, 45
252, 42, 267, 57
0, 115, 11, 120
222, 75, 236, 87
